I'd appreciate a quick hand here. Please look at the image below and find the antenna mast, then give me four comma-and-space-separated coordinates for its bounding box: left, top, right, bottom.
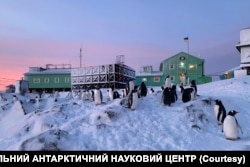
80, 48, 82, 68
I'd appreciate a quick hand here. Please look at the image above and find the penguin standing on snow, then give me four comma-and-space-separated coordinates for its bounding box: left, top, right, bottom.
113, 89, 120, 99
13, 95, 18, 103
170, 85, 178, 103
182, 88, 195, 103
82, 90, 87, 100
125, 80, 135, 97
107, 88, 113, 101
128, 87, 139, 111
94, 88, 103, 105
223, 110, 243, 140
162, 87, 172, 106
149, 88, 155, 94
139, 81, 148, 98
214, 99, 227, 125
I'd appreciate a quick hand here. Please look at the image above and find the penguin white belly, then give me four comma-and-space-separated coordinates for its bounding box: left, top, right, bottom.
108, 89, 113, 101
82, 92, 86, 100
94, 90, 102, 105
77, 93, 82, 99
214, 105, 219, 119
130, 92, 138, 110
86, 92, 90, 100
128, 81, 135, 96
223, 116, 238, 139
190, 90, 195, 101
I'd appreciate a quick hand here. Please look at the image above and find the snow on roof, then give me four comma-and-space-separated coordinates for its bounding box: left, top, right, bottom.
136, 71, 163, 76
25, 68, 71, 75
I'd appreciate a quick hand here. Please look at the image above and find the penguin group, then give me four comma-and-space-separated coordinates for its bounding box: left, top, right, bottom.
159, 76, 244, 141
107, 86, 120, 101
213, 99, 243, 141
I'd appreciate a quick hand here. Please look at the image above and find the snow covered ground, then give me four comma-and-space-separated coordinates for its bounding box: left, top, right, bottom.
0, 76, 250, 151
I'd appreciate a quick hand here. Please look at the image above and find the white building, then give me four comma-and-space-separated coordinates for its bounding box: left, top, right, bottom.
235, 27, 250, 77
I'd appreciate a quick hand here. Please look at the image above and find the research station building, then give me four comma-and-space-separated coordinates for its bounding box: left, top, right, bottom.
135, 52, 212, 86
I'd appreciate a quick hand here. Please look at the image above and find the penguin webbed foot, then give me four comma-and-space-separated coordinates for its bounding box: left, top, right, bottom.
217, 122, 222, 125
226, 137, 239, 141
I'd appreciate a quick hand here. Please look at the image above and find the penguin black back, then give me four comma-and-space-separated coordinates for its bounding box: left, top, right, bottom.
215, 99, 227, 124
162, 87, 172, 106
182, 88, 194, 103
139, 82, 147, 97
170, 85, 177, 103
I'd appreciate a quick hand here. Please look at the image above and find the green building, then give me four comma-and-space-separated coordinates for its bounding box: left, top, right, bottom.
135, 52, 212, 86
24, 64, 71, 93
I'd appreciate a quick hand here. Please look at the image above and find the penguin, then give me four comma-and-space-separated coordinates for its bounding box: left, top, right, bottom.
214, 99, 227, 125
107, 88, 113, 101
139, 81, 147, 97
128, 88, 139, 111
223, 110, 242, 140
182, 88, 194, 103
54, 91, 59, 101
94, 88, 102, 105
170, 85, 178, 103
84, 89, 91, 100
66, 91, 73, 99
190, 80, 197, 98
76, 90, 82, 100
179, 83, 184, 93
164, 75, 172, 89
13, 95, 18, 103
149, 88, 155, 94
121, 89, 126, 98
125, 80, 135, 97
81, 90, 87, 100
162, 87, 172, 106
35, 96, 40, 109
91, 90, 94, 101
41, 91, 46, 99
113, 89, 120, 99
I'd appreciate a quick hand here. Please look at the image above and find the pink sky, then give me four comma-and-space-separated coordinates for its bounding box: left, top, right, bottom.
0, 0, 248, 91
0, 37, 177, 91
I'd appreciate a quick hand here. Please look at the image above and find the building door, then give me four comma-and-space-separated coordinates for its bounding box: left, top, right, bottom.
180, 73, 186, 85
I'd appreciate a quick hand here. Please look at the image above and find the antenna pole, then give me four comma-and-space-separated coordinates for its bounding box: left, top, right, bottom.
80, 48, 82, 68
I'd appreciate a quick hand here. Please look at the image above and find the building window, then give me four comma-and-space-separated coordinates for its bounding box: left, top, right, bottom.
142, 66, 151, 72
33, 78, 40, 83
65, 77, 70, 83
169, 64, 175, 70
153, 77, 160, 82
142, 78, 147, 82
44, 78, 49, 83
55, 77, 59, 83
189, 64, 197, 69
170, 76, 175, 82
